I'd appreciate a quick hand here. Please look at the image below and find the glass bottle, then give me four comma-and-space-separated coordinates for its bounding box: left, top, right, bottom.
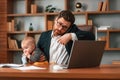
29, 23, 33, 31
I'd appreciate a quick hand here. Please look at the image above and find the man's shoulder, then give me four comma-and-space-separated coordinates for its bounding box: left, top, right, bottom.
67, 24, 78, 32
41, 30, 52, 36
42, 30, 52, 34
40, 30, 52, 39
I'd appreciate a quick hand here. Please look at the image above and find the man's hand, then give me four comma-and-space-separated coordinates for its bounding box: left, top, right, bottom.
39, 54, 46, 61
58, 33, 72, 45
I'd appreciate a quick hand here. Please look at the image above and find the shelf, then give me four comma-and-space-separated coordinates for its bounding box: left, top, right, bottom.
6, 0, 120, 52
45, 12, 59, 15
108, 29, 120, 32
97, 30, 108, 32
87, 10, 120, 14
8, 49, 22, 51
7, 13, 45, 17
7, 31, 26, 34
7, 31, 42, 34
105, 48, 120, 51
97, 29, 120, 32
7, 10, 120, 17
7, 12, 71, 17
2, 0, 120, 63
73, 12, 86, 15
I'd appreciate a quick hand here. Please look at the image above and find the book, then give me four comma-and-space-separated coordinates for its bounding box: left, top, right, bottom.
97, 1, 103, 11
8, 37, 12, 49
8, 37, 18, 49
7, 22, 12, 32
11, 19, 15, 31
88, 19, 93, 25
47, 20, 53, 30
31, 4, 37, 13
11, 39, 16, 49
98, 26, 110, 30
14, 39, 18, 49
102, 1, 107, 11
98, 36, 107, 48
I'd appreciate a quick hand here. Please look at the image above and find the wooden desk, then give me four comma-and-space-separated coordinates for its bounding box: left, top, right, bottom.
0, 64, 120, 80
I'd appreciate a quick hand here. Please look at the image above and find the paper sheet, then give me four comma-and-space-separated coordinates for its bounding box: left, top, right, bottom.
0, 63, 23, 68
13, 66, 46, 70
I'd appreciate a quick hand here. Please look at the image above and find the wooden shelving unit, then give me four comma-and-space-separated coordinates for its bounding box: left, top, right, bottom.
0, 0, 120, 63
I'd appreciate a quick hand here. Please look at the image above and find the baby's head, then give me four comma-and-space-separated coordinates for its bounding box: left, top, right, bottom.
21, 37, 36, 54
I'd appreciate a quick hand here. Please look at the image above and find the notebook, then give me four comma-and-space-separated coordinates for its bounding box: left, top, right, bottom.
65, 40, 106, 69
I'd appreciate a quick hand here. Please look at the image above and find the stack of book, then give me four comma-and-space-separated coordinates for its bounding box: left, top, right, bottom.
97, 26, 110, 30
8, 37, 18, 49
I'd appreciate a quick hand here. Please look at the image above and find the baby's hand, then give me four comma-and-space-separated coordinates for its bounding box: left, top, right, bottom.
23, 52, 29, 56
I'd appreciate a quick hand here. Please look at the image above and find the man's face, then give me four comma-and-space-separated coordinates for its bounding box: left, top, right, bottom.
53, 17, 71, 36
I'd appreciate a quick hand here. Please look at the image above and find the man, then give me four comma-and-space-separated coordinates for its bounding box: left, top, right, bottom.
37, 10, 95, 65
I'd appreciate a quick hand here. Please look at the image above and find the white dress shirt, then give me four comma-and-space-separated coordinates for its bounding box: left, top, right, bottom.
49, 32, 78, 65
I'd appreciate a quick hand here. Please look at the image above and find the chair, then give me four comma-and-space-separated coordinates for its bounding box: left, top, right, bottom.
78, 25, 95, 34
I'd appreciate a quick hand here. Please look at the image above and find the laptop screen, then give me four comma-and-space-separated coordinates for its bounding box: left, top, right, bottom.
67, 40, 106, 69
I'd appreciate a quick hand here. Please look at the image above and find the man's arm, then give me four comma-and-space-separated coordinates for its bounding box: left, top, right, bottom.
29, 48, 46, 62
58, 24, 95, 45
69, 24, 95, 40
58, 33, 77, 45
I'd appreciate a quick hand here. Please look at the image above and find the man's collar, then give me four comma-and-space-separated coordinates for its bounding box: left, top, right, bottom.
51, 31, 61, 38
51, 31, 54, 38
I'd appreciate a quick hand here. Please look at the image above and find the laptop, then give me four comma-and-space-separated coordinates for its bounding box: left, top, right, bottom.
65, 40, 106, 69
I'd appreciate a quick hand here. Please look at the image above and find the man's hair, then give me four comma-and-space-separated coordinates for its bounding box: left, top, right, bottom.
57, 10, 75, 25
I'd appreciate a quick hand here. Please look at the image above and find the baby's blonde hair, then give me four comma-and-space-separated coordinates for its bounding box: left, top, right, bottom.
21, 36, 35, 46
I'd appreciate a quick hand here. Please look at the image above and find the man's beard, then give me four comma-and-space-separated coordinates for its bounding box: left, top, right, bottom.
53, 29, 64, 36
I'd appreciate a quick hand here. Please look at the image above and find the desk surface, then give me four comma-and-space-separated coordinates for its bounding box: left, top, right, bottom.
0, 64, 120, 80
